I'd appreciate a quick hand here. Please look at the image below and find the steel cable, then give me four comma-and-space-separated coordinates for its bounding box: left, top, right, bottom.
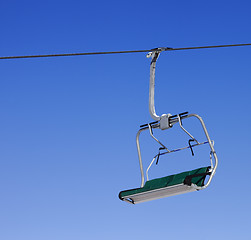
0, 43, 251, 60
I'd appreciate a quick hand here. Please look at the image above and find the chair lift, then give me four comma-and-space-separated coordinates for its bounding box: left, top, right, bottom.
119, 48, 219, 204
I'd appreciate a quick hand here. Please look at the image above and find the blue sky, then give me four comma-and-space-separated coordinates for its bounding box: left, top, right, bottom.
0, 1, 251, 239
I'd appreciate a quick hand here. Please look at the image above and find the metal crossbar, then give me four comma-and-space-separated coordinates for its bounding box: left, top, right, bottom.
146, 141, 211, 181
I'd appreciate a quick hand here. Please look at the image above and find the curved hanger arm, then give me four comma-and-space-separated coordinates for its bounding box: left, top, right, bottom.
148, 51, 161, 121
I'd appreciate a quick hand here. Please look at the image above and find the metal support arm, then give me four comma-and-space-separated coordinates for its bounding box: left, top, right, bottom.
148, 50, 171, 129
148, 51, 161, 121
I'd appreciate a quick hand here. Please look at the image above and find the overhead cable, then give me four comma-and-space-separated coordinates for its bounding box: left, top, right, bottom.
0, 43, 251, 60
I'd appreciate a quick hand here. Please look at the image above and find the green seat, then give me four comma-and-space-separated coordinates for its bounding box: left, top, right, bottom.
119, 166, 210, 204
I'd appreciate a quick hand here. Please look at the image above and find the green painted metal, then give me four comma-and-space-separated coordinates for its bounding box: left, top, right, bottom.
119, 167, 210, 198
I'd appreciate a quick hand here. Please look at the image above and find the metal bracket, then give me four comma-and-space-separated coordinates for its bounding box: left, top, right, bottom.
160, 113, 172, 130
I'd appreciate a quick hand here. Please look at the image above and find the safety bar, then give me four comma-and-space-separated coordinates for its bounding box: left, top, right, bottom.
146, 141, 212, 181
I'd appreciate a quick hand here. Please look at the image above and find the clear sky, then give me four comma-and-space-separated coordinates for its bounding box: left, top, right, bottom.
0, 1, 251, 239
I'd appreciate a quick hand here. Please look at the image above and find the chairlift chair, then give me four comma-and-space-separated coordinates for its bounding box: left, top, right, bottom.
119, 49, 218, 204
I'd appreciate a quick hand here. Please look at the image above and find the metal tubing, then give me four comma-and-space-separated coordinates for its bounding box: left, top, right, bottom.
137, 114, 218, 190
136, 124, 160, 187
164, 141, 209, 154
148, 124, 171, 152
149, 51, 161, 121
177, 115, 199, 144
148, 141, 209, 159
146, 156, 157, 181
187, 114, 218, 189
146, 141, 211, 181
136, 128, 148, 187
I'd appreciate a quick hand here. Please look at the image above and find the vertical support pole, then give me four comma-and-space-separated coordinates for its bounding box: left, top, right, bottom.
136, 128, 147, 187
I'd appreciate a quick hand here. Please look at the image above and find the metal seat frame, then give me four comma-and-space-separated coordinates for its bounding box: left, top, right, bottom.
120, 49, 218, 204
